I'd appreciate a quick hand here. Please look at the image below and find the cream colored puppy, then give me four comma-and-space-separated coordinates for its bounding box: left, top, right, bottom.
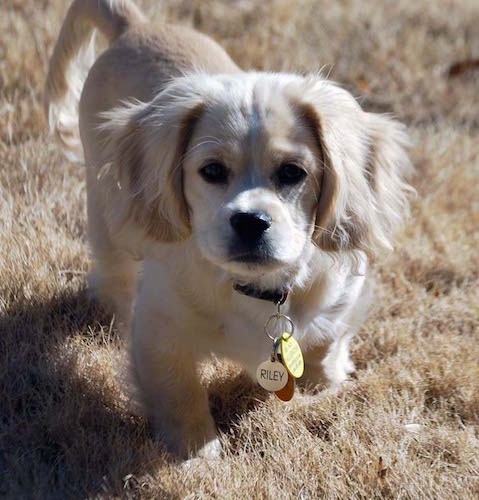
45, 0, 413, 459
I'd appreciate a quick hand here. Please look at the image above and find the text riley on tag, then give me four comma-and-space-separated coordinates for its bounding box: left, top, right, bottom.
256, 359, 288, 392
259, 367, 286, 382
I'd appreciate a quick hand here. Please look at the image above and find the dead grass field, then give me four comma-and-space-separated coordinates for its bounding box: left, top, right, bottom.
1, 0, 478, 498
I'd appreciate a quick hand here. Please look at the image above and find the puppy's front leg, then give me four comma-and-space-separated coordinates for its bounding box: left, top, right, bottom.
131, 315, 219, 460
301, 335, 354, 390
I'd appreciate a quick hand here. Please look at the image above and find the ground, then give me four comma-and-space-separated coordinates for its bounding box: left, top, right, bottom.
1, 0, 478, 498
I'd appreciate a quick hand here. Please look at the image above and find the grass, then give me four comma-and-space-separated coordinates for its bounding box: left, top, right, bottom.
1, 0, 478, 497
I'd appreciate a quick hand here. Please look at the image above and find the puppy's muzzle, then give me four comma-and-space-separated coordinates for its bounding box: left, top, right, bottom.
230, 211, 271, 245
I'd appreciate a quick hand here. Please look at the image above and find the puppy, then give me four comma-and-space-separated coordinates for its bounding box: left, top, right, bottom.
45, 0, 413, 459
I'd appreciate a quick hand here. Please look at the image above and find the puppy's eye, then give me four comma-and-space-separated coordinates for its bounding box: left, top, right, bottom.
199, 162, 229, 184
276, 163, 307, 186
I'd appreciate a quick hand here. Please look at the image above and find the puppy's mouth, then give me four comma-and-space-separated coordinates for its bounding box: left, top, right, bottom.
227, 238, 282, 266
230, 253, 277, 264
228, 251, 282, 269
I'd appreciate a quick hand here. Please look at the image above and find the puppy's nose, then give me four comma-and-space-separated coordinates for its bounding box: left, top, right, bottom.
230, 211, 272, 243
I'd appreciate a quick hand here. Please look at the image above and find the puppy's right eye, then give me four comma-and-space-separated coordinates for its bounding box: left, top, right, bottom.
199, 162, 229, 184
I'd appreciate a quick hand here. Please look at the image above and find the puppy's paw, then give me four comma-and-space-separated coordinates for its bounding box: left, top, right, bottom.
158, 415, 221, 461
180, 436, 223, 471
196, 435, 222, 460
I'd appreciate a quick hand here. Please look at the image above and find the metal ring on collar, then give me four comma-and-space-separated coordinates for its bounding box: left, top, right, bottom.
263, 314, 295, 341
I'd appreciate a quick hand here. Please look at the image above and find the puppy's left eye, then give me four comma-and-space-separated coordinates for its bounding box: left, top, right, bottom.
199, 162, 229, 184
276, 163, 307, 186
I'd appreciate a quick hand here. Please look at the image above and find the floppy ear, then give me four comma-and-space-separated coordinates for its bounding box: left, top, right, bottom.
295, 83, 414, 260
100, 87, 205, 243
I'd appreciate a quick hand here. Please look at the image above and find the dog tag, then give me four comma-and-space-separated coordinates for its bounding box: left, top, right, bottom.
280, 333, 304, 378
275, 372, 295, 401
256, 359, 288, 391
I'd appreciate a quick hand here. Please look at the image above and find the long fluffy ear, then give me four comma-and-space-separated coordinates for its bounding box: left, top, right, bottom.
294, 81, 414, 260
99, 87, 205, 243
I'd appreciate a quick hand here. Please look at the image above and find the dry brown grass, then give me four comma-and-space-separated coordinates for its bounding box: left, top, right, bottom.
1, 0, 478, 498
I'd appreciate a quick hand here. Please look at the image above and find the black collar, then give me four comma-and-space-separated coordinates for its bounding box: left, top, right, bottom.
233, 283, 289, 304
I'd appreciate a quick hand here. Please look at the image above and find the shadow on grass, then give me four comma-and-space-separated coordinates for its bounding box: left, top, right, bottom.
0, 289, 159, 498
0, 289, 263, 497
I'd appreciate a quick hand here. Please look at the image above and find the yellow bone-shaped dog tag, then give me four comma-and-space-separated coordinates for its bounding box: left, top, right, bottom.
280, 332, 304, 378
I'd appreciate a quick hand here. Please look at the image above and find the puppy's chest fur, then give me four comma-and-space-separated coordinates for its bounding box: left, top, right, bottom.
140, 244, 367, 374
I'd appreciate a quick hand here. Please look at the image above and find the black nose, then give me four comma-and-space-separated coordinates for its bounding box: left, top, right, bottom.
230, 211, 272, 244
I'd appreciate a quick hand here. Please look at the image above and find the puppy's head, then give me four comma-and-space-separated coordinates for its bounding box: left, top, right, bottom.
104, 73, 412, 287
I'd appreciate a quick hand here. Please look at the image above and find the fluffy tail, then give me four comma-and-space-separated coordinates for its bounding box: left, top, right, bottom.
44, 0, 147, 162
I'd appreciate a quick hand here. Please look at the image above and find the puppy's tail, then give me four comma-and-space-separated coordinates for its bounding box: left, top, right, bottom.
44, 0, 147, 162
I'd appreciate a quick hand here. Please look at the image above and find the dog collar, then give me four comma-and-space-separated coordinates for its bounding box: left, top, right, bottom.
233, 283, 289, 304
